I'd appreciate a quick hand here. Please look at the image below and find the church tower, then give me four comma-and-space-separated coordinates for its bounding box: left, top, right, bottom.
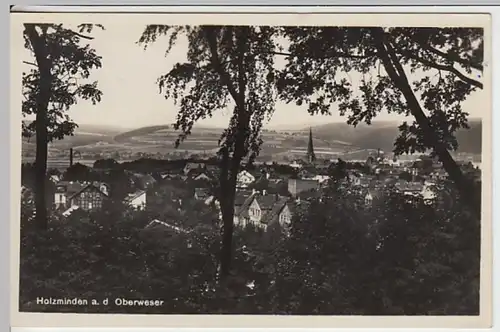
306, 127, 316, 163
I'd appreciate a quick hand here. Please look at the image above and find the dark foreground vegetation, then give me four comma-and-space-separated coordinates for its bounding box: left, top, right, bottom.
19, 177, 480, 315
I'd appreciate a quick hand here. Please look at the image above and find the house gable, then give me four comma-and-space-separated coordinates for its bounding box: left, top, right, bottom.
278, 204, 292, 226
237, 170, 256, 186
248, 198, 262, 222
68, 184, 108, 210
194, 172, 211, 181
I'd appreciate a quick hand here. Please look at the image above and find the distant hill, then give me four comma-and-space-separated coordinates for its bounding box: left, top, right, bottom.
74, 124, 129, 136
113, 124, 226, 142
114, 125, 173, 142
306, 119, 482, 154
21, 122, 124, 153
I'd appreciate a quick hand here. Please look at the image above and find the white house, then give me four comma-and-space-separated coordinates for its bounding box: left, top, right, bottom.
289, 160, 303, 169
278, 203, 292, 227
49, 174, 61, 184
312, 174, 330, 184
194, 172, 212, 181
422, 181, 437, 202
126, 190, 147, 209
236, 170, 256, 188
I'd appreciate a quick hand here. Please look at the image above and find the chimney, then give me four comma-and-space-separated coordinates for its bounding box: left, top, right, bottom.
69, 148, 74, 167
262, 189, 267, 196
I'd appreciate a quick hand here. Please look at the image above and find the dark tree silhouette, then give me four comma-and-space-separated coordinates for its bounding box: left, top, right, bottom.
138, 25, 279, 276
22, 23, 104, 229
93, 158, 119, 169
277, 27, 483, 218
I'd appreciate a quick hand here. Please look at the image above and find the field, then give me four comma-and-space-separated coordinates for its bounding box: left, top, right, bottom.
21, 119, 482, 167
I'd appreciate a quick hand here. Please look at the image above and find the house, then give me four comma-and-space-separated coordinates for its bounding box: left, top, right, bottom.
160, 172, 174, 180
430, 168, 448, 181
364, 189, 382, 206
347, 172, 362, 186
287, 178, 320, 197
289, 159, 304, 169
394, 181, 424, 197
232, 190, 254, 222
311, 174, 330, 184
183, 162, 205, 175
55, 181, 110, 211
235, 191, 291, 230
298, 169, 314, 179
237, 170, 256, 188
421, 181, 437, 201
69, 182, 109, 210
188, 168, 212, 182
49, 174, 61, 184
125, 190, 147, 210
54, 181, 88, 208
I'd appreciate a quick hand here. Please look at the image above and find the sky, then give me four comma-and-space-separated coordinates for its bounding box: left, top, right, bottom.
19, 21, 487, 130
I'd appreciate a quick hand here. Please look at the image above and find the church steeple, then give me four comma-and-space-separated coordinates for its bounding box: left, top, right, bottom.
306, 127, 316, 163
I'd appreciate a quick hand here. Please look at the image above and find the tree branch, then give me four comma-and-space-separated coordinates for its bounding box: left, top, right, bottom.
271, 51, 377, 60
70, 31, 94, 40
204, 27, 242, 110
402, 51, 483, 89
373, 27, 480, 219
413, 38, 483, 72
23, 61, 38, 67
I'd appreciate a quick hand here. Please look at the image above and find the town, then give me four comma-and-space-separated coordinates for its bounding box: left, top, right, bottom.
21, 128, 481, 234
15, 21, 486, 318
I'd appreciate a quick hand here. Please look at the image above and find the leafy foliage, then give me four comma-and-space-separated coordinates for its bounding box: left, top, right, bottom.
22, 24, 104, 141
139, 25, 282, 274
139, 25, 279, 163
276, 27, 483, 156
19, 178, 480, 315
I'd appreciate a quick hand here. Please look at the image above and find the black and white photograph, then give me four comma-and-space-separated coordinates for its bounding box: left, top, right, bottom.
10, 10, 492, 328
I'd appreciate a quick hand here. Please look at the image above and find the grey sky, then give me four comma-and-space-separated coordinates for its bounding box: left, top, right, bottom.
21, 21, 486, 130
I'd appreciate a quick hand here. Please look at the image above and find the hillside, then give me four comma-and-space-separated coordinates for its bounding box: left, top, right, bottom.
74, 124, 129, 136
21, 122, 124, 155
306, 119, 482, 155
114, 125, 175, 142
21, 118, 482, 164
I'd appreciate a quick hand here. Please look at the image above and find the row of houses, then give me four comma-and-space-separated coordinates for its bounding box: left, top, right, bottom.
234, 191, 294, 230
52, 181, 147, 215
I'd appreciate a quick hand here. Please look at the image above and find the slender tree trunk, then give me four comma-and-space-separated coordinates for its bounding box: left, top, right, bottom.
205, 26, 250, 276
373, 28, 481, 219
219, 180, 237, 276
34, 101, 49, 229
25, 24, 52, 230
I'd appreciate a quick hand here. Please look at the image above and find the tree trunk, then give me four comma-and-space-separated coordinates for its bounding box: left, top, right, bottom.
25, 24, 52, 230
206, 26, 250, 277
219, 185, 237, 276
34, 102, 49, 230
373, 28, 480, 219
